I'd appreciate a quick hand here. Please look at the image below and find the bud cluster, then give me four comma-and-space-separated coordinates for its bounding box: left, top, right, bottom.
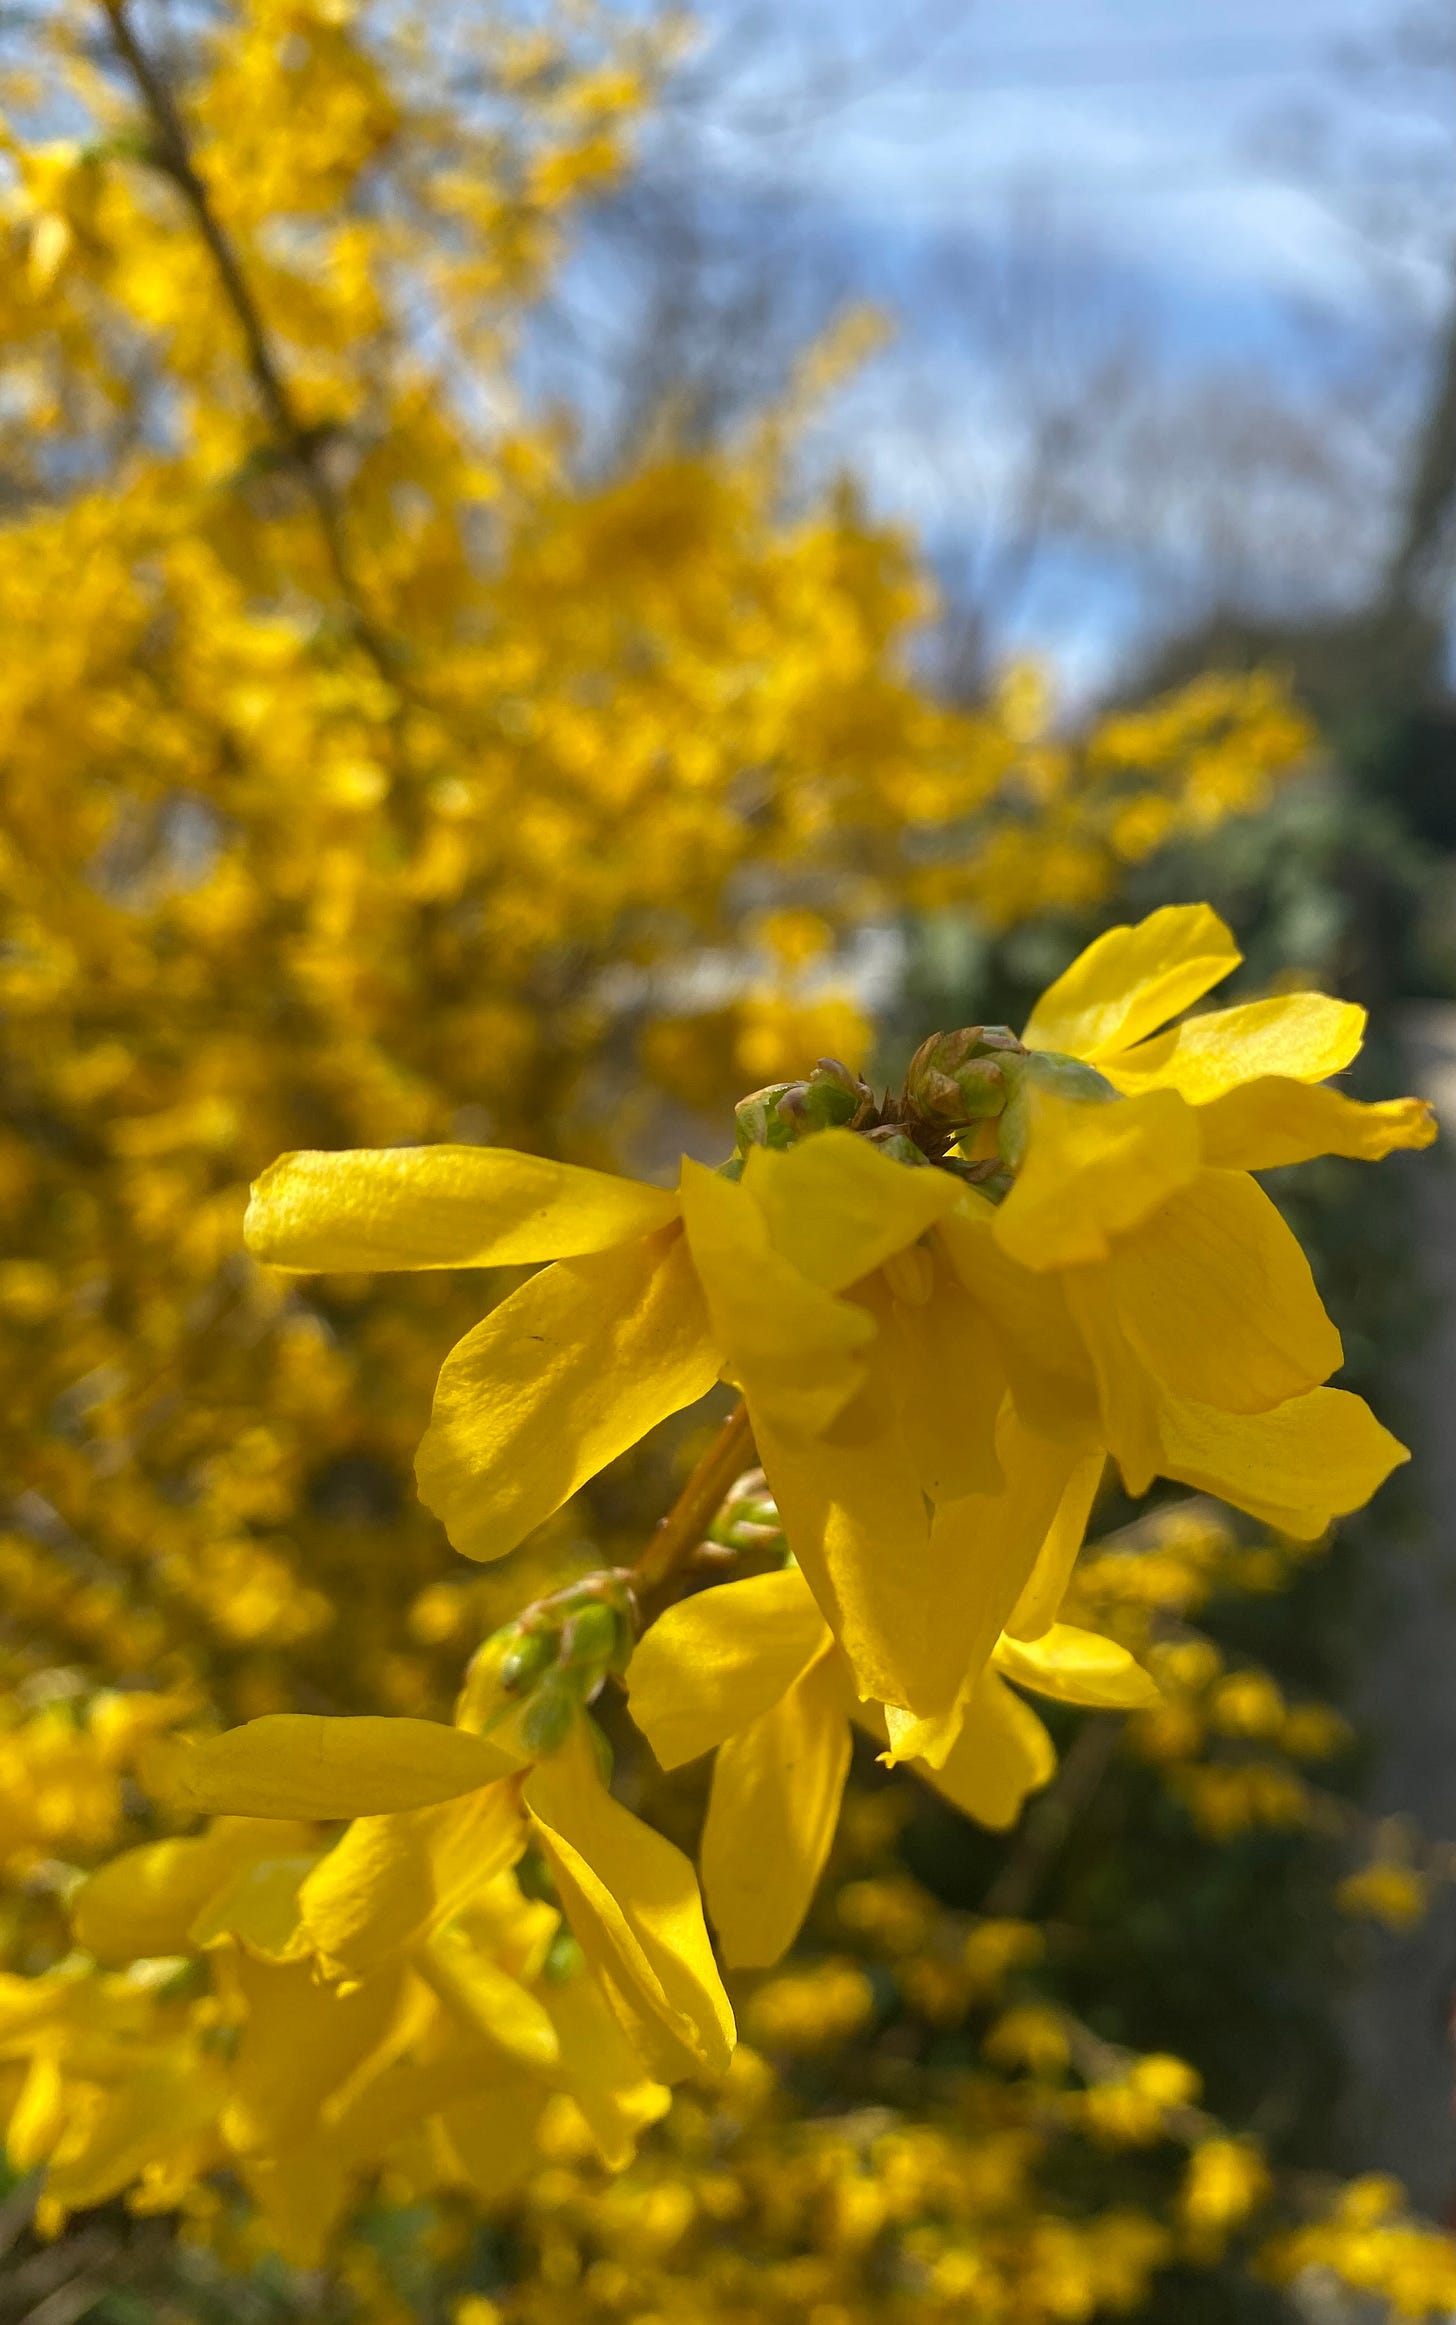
727, 1026, 1118, 1195
483, 1569, 637, 1758
731, 1057, 877, 1166
902, 1025, 1024, 1131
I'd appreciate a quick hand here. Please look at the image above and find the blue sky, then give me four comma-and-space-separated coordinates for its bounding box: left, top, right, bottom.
676, 0, 1447, 308
558, 1, 1454, 694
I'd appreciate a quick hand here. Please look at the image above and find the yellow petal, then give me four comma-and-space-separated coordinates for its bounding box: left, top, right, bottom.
526, 1733, 734, 2082
882, 1415, 1089, 1759
320, 2008, 499, 2170
701, 1645, 853, 1969
71, 1818, 314, 1966
994, 1624, 1159, 1709
678, 1159, 871, 1437
541, 1970, 672, 2169
897, 1669, 1056, 1828
453, 1870, 559, 1986
416, 1222, 720, 1563
239, 2147, 367, 2270
144, 1715, 518, 1820
7, 2054, 66, 2171
1004, 1452, 1105, 1642
435, 2082, 547, 2201
1196, 1079, 1437, 1171
188, 1854, 316, 1958
44, 2051, 228, 2217
1075, 1170, 1343, 1417
223, 1948, 402, 2155
993, 1085, 1202, 1272
419, 1924, 560, 2071
626, 1568, 829, 1769
1057, 1273, 1162, 1498
1022, 903, 1240, 1062
877, 1255, 1007, 1502
299, 1779, 526, 1983
936, 1201, 1099, 1444
245, 1144, 677, 1271
741, 1130, 962, 1292
1151, 1384, 1408, 1538
1104, 993, 1366, 1101
751, 1359, 943, 1716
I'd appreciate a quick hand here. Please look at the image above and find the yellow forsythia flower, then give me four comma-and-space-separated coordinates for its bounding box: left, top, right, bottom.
146, 1708, 733, 2088
627, 1560, 1154, 1967
244, 902, 1431, 1741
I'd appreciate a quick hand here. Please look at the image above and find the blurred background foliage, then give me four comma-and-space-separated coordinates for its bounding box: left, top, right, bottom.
2, 2, 1456, 2320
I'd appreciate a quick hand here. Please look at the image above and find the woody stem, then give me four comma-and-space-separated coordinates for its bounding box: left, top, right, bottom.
99, 0, 396, 682
632, 1400, 754, 1607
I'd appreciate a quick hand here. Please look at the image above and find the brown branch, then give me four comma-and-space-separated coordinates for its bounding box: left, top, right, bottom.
979, 1712, 1125, 1922
632, 1399, 754, 1616
98, 0, 396, 679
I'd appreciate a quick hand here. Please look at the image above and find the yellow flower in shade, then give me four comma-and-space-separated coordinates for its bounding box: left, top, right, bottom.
0, 1957, 230, 2232
145, 1703, 734, 2092
627, 1560, 1158, 1967
242, 900, 1430, 1727
954, 902, 1434, 1528
16, 1727, 709, 2263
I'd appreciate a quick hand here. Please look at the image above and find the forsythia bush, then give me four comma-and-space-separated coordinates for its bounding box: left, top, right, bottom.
0, 0, 1307, 1739
1, 3, 1447, 2320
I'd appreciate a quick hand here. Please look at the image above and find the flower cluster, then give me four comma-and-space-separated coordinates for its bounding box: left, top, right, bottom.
5, 901, 1437, 2291
1, 1712, 726, 2264
242, 903, 1430, 1760
0, 0, 1447, 2309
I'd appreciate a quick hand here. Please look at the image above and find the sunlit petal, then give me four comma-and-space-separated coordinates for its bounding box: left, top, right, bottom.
245, 1144, 678, 1271
1197, 1079, 1437, 1171
994, 1624, 1159, 1709
627, 1567, 829, 1768
1022, 903, 1240, 1061
701, 1645, 853, 1968
526, 1734, 734, 2082
144, 1714, 518, 1821
1085, 1170, 1343, 1415
1105, 992, 1366, 1101
994, 1085, 1202, 1272
416, 1223, 719, 1562
679, 1158, 872, 1437
742, 1129, 962, 1292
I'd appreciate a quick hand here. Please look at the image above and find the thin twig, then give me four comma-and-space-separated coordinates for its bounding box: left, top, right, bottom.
98, 0, 396, 678
17, 2278, 108, 2325
632, 1400, 754, 1613
980, 1712, 1125, 1921
0, 2176, 41, 2266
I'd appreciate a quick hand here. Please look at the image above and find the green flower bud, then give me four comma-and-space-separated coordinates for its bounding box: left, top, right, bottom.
707, 1467, 786, 1556
735, 1059, 874, 1154
521, 1668, 580, 1757
498, 1624, 558, 1695
584, 1711, 615, 1787
605, 1598, 637, 1675
776, 1075, 860, 1136
734, 1083, 802, 1153
558, 1599, 620, 1672
865, 1126, 927, 1167
996, 1049, 1119, 1170
904, 1028, 1021, 1129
